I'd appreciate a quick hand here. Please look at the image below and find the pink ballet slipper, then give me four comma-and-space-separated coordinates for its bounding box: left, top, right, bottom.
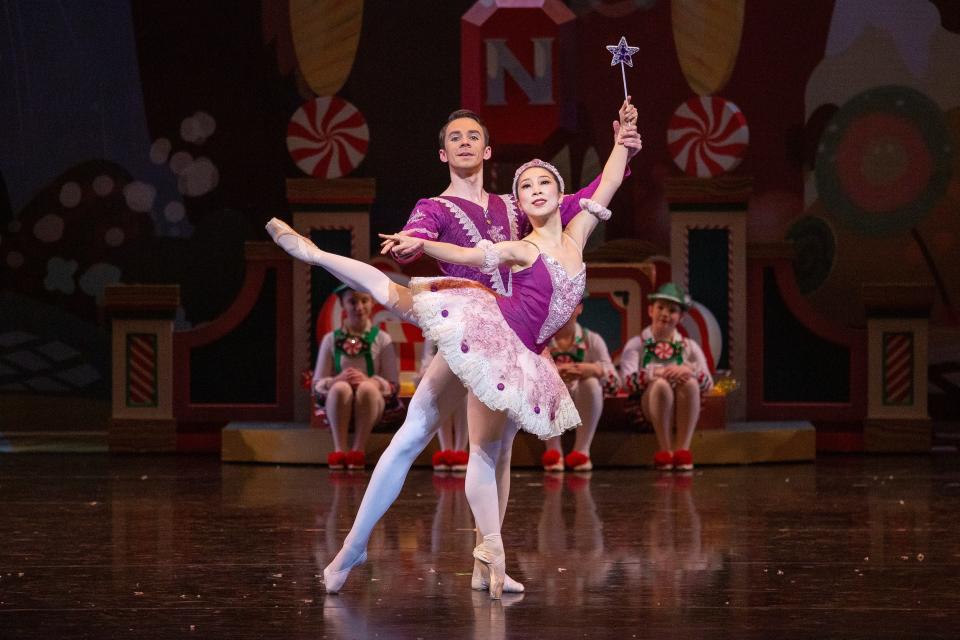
323, 549, 367, 594
472, 534, 506, 599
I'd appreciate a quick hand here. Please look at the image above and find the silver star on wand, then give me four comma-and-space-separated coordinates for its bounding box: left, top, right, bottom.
606, 36, 639, 67
605, 36, 639, 99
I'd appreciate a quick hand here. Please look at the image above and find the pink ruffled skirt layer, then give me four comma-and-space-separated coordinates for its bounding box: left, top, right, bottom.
410, 277, 580, 439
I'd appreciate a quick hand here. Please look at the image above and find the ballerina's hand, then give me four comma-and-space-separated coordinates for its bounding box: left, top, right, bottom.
618, 96, 637, 127
379, 233, 424, 258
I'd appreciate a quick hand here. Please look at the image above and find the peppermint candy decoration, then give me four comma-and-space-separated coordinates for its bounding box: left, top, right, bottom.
668, 96, 749, 177
287, 96, 369, 179
341, 335, 363, 356
654, 341, 675, 360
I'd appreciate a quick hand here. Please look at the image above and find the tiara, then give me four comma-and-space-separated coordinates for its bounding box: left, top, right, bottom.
511, 159, 565, 197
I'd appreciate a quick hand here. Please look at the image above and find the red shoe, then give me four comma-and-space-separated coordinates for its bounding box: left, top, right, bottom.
564, 451, 592, 472
327, 451, 346, 470
541, 449, 564, 472
672, 449, 693, 471
450, 450, 469, 472
345, 450, 366, 470
432, 450, 451, 472
653, 450, 673, 471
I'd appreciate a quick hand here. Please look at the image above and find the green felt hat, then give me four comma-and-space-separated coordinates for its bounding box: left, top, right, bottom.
648, 282, 691, 310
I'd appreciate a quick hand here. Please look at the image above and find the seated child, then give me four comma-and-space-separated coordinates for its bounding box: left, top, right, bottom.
542, 296, 620, 472
619, 283, 713, 471
313, 286, 399, 469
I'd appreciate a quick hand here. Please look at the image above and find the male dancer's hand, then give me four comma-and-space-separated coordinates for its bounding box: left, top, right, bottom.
380, 230, 422, 260
379, 232, 424, 258
615, 122, 643, 160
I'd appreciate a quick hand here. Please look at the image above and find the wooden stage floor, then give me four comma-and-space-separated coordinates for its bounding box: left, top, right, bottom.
1, 453, 958, 639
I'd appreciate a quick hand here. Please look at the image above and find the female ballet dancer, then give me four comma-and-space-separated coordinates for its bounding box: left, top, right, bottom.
266, 104, 634, 599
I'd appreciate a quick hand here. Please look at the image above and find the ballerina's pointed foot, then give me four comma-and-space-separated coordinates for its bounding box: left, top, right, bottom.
472, 534, 506, 599
322, 549, 368, 594
471, 560, 525, 593
265, 217, 295, 242
265, 217, 322, 264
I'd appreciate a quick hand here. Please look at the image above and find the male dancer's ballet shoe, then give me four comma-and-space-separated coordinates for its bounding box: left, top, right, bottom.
327, 451, 346, 470
564, 451, 593, 472
653, 450, 673, 471
450, 450, 469, 472
541, 449, 564, 472
472, 534, 506, 599
672, 449, 694, 471
322, 549, 368, 594
471, 561, 525, 594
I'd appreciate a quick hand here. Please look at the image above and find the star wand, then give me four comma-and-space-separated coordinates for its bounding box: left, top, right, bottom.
605, 36, 639, 100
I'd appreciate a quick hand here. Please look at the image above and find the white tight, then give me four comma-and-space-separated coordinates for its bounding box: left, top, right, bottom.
464, 392, 518, 538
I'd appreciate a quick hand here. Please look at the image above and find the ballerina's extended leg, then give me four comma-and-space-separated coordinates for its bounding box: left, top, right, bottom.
266, 218, 414, 321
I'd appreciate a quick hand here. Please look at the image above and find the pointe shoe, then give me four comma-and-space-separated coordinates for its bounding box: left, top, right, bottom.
322, 550, 368, 594
472, 534, 506, 599
265, 217, 322, 264
471, 560, 525, 593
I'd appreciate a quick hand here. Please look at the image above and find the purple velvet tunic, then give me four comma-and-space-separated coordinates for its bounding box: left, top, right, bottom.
399, 175, 602, 295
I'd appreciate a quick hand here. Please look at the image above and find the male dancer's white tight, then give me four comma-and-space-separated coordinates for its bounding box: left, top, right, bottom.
267, 223, 521, 588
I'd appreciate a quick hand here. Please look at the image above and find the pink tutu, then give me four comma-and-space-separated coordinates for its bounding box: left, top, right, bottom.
410, 277, 580, 439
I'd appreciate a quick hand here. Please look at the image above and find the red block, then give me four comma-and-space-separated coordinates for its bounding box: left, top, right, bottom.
461, 0, 576, 150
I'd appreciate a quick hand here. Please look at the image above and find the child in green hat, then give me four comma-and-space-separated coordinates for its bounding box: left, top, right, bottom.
619, 282, 713, 470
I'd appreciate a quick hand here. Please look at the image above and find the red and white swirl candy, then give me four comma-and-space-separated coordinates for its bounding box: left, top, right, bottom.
654, 341, 675, 360
287, 96, 369, 179
668, 97, 749, 178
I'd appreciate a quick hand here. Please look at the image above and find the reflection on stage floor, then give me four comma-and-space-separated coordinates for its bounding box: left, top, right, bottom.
1, 454, 958, 639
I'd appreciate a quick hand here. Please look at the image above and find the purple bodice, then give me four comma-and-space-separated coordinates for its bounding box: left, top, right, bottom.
400, 174, 602, 294
497, 253, 586, 353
